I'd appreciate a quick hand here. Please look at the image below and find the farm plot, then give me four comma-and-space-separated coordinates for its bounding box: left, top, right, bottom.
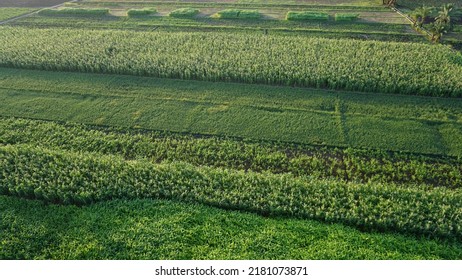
47, 0, 408, 25
1, 68, 462, 157
2, 196, 462, 259
2, 144, 462, 240
0, 8, 35, 21
1, 0, 462, 261
0, 27, 460, 96
7, 14, 418, 43
2, 117, 462, 188
3, 0, 416, 42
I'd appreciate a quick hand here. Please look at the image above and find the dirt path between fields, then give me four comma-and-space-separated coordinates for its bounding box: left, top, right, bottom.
0, 0, 78, 25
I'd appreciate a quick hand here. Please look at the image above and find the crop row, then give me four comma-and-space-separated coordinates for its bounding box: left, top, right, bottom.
1, 144, 461, 239
286, 11, 330, 21
215, 9, 261, 19
38, 8, 110, 16
169, 8, 200, 18
286, 12, 359, 21
127, 8, 157, 17
1, 117, 461, 188
38, 7, 358, 21
6, 15, 419, 43
0, 27, 460, 96
71, 1, 389, 12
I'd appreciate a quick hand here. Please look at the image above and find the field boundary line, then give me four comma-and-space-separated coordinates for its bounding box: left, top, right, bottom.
0, 0, 79, 25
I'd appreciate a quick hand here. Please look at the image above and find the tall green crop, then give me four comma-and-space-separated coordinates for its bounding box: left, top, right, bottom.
286, 11, 329, 21
0, 27, 461, 96
2, 117, 462, 188
127, 8, 156, 17
38, 8, 110, 16
1, 144, 462, 240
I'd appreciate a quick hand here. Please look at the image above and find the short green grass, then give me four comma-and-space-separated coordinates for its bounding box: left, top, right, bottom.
1, 196, 461, 260
1, 67, 461, 156
0, 8, 34, 21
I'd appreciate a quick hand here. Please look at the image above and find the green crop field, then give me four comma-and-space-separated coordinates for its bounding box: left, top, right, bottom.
0, 8, 34, 21
0, 0, 461, 261
2, 68, 462, 156
1, 27, 461, 96
2, 196, 462, 260
7, 15, 417, 42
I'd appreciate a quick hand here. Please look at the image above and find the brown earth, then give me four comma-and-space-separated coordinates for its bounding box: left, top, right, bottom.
0, 0, 66, 7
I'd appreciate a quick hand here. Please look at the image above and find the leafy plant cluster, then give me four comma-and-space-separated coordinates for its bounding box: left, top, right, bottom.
286, 11, 329, 21
38, 8, 110, 16
215, 9, 261, 19
334, 13, 360, 21
1, 144, 461, 240
286, 12, 359, 22
127, 8, 157, 17
169, 8, 200, 18
409, 4, 459, 42
2, 118, 461, 189
1, 27, 461, 96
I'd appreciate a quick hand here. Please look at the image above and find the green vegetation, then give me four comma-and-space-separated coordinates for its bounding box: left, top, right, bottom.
286, 11, 330, 21
1, 0, 461, 260
407, 3, 461, 44
38, 8, 110, 16
0, 8, 34, 21
3, 195, 462, 260
5, 14, 419, 43
127, 8, 156, 17
74, 1, 386, 11
2, 117, 462, 189
215, 9, 261, 19
169, 8, 200, 18
398, 0, 457, 10
335, 13, 360, 21
2, 68, 462, 157
1, 27, 461, 96
2, 144, 462, 239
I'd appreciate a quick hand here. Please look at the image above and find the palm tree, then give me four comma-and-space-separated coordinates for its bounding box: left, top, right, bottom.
411, 6, 433, 28
435, 4, 454, 31
429, 21, 446, 42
